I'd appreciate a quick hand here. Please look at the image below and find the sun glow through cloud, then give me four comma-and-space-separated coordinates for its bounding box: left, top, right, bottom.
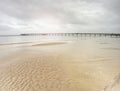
17, 14, 66, 33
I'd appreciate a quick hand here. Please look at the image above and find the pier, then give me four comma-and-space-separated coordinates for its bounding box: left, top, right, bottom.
20, 33, 120, 37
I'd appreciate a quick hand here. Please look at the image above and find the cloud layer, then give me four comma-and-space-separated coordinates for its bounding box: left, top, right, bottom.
0, 0, 120, 35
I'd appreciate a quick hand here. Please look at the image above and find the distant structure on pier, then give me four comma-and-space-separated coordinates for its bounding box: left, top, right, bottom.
20, 33, 120, 37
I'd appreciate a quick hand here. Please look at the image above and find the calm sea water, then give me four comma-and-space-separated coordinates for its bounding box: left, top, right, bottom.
0, 35, 120, 44
0, 36, 76, 43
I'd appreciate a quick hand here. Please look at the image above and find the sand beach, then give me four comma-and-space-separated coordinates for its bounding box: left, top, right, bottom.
0, 37, 120, 91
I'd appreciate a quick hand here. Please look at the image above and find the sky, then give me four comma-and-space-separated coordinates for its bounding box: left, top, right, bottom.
0, 0, 120, 35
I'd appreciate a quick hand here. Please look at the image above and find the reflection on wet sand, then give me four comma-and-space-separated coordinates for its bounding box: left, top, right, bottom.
101, 48, 120, 50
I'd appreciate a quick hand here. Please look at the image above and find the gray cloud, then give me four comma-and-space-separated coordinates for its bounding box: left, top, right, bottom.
0, 0, 120, 35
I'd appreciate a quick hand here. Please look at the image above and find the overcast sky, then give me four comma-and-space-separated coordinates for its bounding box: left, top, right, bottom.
0, 0, 120, 35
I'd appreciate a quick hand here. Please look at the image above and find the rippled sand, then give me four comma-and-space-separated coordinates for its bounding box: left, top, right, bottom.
0, 43, 80, 91
0, 40, 120, 91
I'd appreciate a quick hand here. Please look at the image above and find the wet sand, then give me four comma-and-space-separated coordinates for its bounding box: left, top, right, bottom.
0, 40, 120, 91
0, 42, 32, 46
32, 42, 66, 46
